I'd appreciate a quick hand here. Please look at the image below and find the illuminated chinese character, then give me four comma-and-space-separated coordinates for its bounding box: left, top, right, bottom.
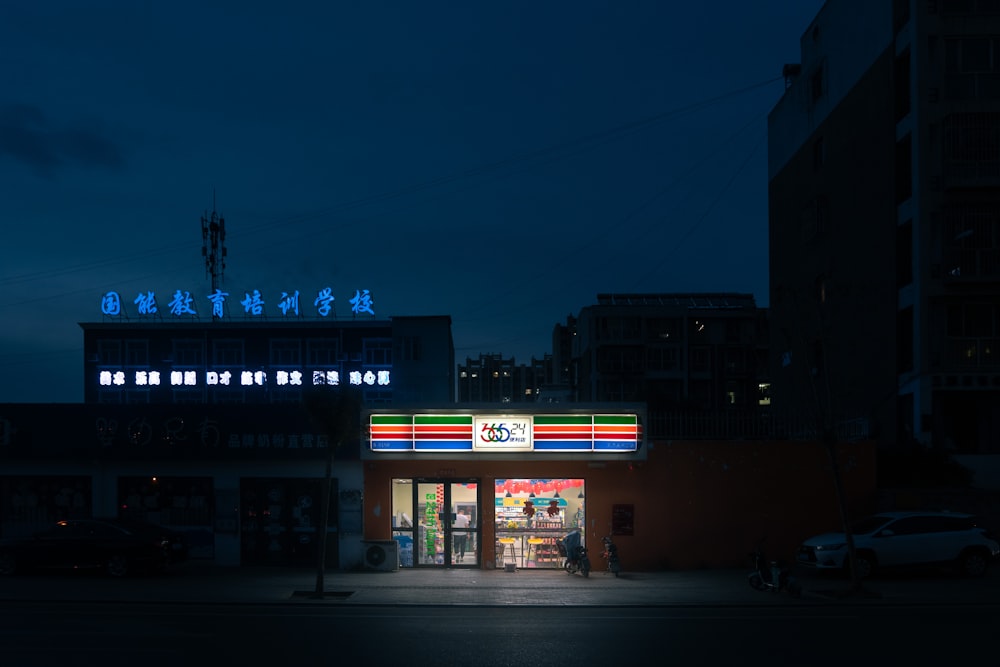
208, 289, 229, 318
136, 371, 148, 386
184, 371, 197, 386
240, 290, 265, 315
134, 291, 157, 315
113, 371, 125, 386
218, 370, 231, 386
148, 371, 161, 386
350, 289, 374, 316
171, 371, 184, 386
289, 371, 303, 386
276, 371, 289, 386
377, 370, 390, 386
100, 371, 112, 386
254, 371, 266, 385
278, 290, 299, 316
241, 371, 254, 386
101, 292, 121, 316
206, 371, 218, 385
349, 371, 362, 385
168, 290, 197, 316
363, 370, 376, 385
314, 287, 335, 317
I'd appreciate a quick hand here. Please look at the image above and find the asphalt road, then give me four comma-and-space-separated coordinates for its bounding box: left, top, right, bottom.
0, 600, 994, 667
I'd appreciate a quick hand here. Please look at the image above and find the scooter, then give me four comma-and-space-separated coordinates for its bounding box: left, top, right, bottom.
748, 537, 801, 597
557, 529, 591, 577
601, 535, 621, 577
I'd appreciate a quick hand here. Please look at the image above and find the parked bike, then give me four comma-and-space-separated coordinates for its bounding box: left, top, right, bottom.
556, 529, 591, 577
601, 534, 620, 576
748, 537, 801, 597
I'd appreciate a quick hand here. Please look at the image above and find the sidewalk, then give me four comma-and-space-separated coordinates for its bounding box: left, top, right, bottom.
2, 562, 998, 607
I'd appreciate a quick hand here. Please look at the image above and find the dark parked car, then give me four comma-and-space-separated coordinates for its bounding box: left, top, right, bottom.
0, 518, 189, 577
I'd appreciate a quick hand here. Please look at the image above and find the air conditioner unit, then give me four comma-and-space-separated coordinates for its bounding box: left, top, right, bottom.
362, 540, 399, 572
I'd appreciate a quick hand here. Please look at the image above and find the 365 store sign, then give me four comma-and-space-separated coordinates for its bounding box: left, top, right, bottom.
368, 413, 642, 453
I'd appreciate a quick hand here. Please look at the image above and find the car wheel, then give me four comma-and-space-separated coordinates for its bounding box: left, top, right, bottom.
851, 552, 875, 579
958, 549, 990, 577
749, 573, 765, 590
106, 554, 129, 577
0, 552, 16, 576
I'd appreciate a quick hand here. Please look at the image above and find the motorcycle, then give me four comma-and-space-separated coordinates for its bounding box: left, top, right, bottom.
601, 534, 621, 577
748, 537, 801, 597
556, 529, 591, 577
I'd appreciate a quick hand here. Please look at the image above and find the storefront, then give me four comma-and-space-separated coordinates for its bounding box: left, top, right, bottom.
364, 407, 644, 570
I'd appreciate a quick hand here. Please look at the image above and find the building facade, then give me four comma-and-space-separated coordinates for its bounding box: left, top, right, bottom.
456, 353, 551, 404
1, 314, 455, 568
768, 1, 1000, 462
83, 315, 455, 406
569, 294, 771, 433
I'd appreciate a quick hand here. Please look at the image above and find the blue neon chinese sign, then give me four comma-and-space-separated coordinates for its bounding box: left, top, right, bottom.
100, 287, 376, 319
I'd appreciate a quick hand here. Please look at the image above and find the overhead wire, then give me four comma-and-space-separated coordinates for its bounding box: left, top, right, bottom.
0, 76, 784, 318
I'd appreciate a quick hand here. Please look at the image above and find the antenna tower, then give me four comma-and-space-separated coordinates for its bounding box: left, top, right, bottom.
201, 192, 227, 293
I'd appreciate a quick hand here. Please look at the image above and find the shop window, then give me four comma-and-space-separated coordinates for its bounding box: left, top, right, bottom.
1, 476, 91, 537
494, 479, 585, 569
118, 476, 213, 527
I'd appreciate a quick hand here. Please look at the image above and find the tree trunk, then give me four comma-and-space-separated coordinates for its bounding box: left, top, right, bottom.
313, 449, 334, 597
823, 426, 862, 593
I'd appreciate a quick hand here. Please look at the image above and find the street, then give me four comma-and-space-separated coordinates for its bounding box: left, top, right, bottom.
0, 600, 995, 666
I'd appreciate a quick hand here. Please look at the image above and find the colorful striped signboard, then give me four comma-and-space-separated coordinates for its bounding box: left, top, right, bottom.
370, 413, 640, 453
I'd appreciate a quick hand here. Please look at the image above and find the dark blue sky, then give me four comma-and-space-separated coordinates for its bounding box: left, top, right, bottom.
0, 1, 826, 402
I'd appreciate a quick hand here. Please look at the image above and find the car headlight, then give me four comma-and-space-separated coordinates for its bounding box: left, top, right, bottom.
814, 543, 846, 551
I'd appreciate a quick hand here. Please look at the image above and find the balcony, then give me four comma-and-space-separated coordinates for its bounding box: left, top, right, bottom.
944, 337, 1000, 368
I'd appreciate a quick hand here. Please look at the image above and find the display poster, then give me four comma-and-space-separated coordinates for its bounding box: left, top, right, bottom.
611, 503, 634, 536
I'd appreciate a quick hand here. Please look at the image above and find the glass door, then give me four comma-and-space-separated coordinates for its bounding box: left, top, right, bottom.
411, 479, 478, 567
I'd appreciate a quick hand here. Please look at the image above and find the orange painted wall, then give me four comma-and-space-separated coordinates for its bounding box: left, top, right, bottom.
363, 439, 877, 570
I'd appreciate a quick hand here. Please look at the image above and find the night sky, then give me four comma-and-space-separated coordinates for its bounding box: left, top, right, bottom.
0, 1, 826, 402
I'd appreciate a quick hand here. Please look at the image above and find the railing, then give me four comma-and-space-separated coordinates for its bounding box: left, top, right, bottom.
645, 409, 869, 442
945, 337, 1000, 368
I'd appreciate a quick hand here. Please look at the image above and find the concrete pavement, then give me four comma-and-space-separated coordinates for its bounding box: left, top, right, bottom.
2, 561, 998, 606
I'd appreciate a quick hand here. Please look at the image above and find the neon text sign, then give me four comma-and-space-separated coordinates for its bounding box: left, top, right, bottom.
100, 287, 375, 319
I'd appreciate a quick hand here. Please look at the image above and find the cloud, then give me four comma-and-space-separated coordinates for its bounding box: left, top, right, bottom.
0, 103, 124, 175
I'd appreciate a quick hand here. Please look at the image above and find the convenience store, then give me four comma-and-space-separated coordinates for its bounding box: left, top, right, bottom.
361, 407, 645, 570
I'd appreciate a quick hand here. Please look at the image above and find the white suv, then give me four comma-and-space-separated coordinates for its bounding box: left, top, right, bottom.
796, 511, 1000, 578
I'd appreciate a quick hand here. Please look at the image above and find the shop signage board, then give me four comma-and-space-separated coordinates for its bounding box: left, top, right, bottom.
368, 413, 641, 453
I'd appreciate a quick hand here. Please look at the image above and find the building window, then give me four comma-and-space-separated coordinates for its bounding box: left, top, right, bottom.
125, 340, 148, 366
98, 340, 122, 366
897, 221, 913, 288
270, 339, 301, 366
397, 336, 422, 361
646, 317, 680, 341
897, 307, 914, 374
214, 340, 244, 366
894, 48, 911, 121
173, 340, 204, 366
810, 65, 824, 104
725, 349, 747, 374
646, 346, 678, 371
307, 339, 339, 366
725, 380, 744, 406
690, 347, 711, 373
945, 37, 1000, 100
895, 133, 912, 204
813, 137, 825, 171
365, 339, 392, 365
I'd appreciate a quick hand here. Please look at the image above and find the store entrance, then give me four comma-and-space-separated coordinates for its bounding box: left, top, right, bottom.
391, 478, 479, 567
